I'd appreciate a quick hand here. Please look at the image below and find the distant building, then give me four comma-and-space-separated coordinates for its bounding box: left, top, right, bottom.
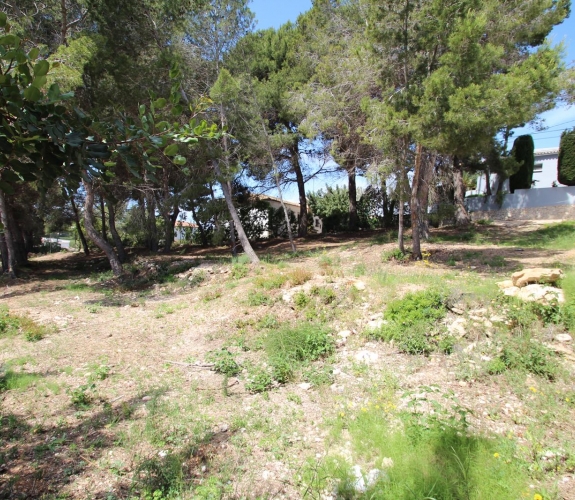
473, 147, 561, 195
174, 221, 197, 242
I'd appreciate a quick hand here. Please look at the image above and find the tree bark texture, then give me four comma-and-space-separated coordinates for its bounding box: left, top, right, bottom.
453, 157, 470, 226
145, 190, 158, 252
484, 169, 492, 197
410, 143, 424, 260
214, 161, 260, 263
107, 200, 127, 263
82, 179, 123, 276
227, 181, 238, 257
291, 144, 308, 237
99, 196, 108, 243
0, 190, 17, 276
0, 232, 8, 273
190, 204, 209, 246
418, 151, 436, 241
70, 196, 90, 256
348, 162, 358, 231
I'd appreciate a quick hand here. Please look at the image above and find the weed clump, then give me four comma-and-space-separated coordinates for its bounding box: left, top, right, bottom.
486, 336, 559, 380
0, 306, 49, 342
264, 322, 335, 384
369, 290, 449, 355
381, 248, 410, 263
206, 349, 240, 377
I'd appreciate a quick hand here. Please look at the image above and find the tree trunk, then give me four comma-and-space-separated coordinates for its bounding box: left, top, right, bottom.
0, 190, 17, 277
190, 204, 209, 246
453, 157, 470, 226
274, 171, 296, 252
214, 161, 259, 263
484, 169, 492, 197
107, 200, 127, 263
70, 196, 90, 256
0, 232, 8, 273
227, 180, 238, 258
291, 144, 308, 237
146, 190, 158, 252
100, 196, 108, 243
168, 205, 180, 250
410, 143, 424, 260
398, 182, 405, 254
348, 162, 358, 231
82, 178, 123, 276
418, 151, 435, 241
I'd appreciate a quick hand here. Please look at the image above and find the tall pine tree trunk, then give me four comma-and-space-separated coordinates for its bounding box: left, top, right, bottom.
453, 157, 470, 226
100, 196, 108, 243
82, 178, 123, 276
70, 196, 90, 256
0, 190, 17, 277
418, 151, 435, 241
410, 144, 424, 260
107, 200, 127, 263
214, 161, 259, 263
484, 169, 492, 197
190, 204, 209, 246
291, 143, 308, 237
0, 232, 8, 273
146, 190, 158, 252
348, 162, 358, 231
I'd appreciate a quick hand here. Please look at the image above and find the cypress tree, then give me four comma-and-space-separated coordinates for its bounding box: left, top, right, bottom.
509, 135, 535, 192
558, 129, 575, 186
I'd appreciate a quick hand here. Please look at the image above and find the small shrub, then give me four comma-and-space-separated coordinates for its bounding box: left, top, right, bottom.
302, 364, 334, 386
69, 383, 95, 409
386, 289, 447, 325
256, 314, 278, 330
247, 291, 272, 306
293, 291, 310, 308
245, 366, 273, 393
288, 267, 313, 286
254, 273, 288, 290
231, 263, 249, 279
133, 452, 186, 497
310, 286, 337, 304
382, 248, 409, 263
0, 308, 48, 342
438, 335, 456, 354
395, 323, 433, 355
206, 349, 240, 377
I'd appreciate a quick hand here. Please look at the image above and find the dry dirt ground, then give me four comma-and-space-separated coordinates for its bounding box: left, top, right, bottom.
1, 220, 574, 499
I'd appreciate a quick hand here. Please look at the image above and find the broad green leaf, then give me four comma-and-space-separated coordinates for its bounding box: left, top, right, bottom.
153, 98, 167, 109
171, 104, 183, 116
32, 75, 47, 88
172, 155, 186, 165
33, 59, 49, 77
0, 180, 14, 194
163, 144, 178, 156
0, 12, 6, 28
155, 121, 169, 131
139, 104, 146, 115
104, 162, 116, 167
0, 34, 19, 47
28, 47, 39, 60
23, 85, 42, 101
47, 83, 61, 101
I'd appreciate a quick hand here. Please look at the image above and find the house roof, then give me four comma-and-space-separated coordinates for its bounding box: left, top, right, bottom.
534, 147, 559, 156
175, 221, 197, 228
253, 194, 300, 209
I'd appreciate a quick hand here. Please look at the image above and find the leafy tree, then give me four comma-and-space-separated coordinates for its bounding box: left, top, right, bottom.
509, 135, 535, 192
558, 128, 575, 186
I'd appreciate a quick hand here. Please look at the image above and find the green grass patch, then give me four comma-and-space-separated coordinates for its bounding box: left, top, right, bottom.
0, 306, 49, 341
264, 322, 335, 384
0, 369, 42, 391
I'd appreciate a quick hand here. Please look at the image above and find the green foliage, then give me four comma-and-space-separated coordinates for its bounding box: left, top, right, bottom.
206, 349, 240, 377
247, 290, 272, 306
0, 307, 48, 342
245, 366, 273, 393
69, 383, 95, 409
316, 393, 530, 500
0, 369, 41, 391
231, 263, 249, 279
264, 322, 335, 384
381, 248, 409, 263
558, 128, 575, 186
509, 135, 535, 192
489, 335, 559, 380
370, 290, 450, 355
386, 290, 447, 325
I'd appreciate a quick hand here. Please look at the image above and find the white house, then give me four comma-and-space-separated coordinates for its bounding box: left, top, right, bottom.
474, 147, 562, 194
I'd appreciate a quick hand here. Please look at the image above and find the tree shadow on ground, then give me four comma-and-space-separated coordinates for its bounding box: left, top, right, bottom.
0, 387, 230, 499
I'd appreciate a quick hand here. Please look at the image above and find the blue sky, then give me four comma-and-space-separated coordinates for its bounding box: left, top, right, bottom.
250, 0, 312, 30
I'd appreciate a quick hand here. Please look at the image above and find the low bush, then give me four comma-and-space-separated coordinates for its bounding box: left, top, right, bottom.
247, 291, 272, 306
205, 349, 240, 377
381, 248, 410, 263
0, 307, 49, 342
386, 290, 446, 325
487, 335, 559, 380
265, 322, 335, 384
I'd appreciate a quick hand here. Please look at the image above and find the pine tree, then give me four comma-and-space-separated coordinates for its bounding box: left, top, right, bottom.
509, 135, 535, 192
558, 129, 575, 186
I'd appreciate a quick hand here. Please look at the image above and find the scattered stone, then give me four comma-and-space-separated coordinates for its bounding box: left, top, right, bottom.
354, 351, 378, 364
365, 319, 385, 331
483, 319, 493, 329
350, 465, 388, 493
298, 382, 312, 391
503, 284, 564, 304
338, 330, 352, 338
142, 396, 152, 401
555, 334, 573, 343
369, 312, 384, 320
463, 342, 477, 353
490, 315, 506, 323
511, 268, 563, 288
497, 280, 514, 290
447, 318, 467, 338
450, 307, 464, 315
352, 280, 366, 291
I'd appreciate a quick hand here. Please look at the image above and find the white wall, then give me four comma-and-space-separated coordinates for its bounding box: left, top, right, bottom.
466, 186, 575, 212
